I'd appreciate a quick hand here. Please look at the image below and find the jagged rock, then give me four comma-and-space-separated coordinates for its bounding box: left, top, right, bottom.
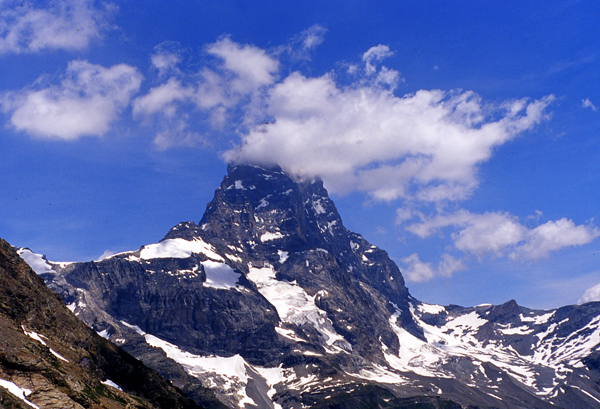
25, 164, 600, 409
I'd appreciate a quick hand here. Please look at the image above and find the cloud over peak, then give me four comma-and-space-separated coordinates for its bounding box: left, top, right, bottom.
224, 57, 554, 203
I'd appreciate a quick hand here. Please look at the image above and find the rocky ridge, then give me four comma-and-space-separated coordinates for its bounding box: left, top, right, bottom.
23, 165, 600, 409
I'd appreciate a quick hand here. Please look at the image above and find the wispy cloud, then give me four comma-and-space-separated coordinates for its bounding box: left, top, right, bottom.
403, 209, 600, 261
582, 98, 597, 111
1, 60, 142, 139
580, 282, 600, 304
277, 24, 327, 61
401, 253, 465, 282
0, 0, 115, 54
133, 37, 279, 149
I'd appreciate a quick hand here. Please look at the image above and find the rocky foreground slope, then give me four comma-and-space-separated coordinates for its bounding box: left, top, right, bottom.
18, 165, 600, 409
0, 238, 207, 409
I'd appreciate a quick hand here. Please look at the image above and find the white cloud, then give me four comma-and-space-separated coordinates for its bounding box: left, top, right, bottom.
579, 282, 600, 304
133, 36, 280, 149
1, 60, 142, 139
133, 78, 193, 119
0, 0, 114, 54
362, 44, 394, 75
299, 25, 327, 52
401, 253, 465, 282
582, 98, 597, 111
512, 218, 600, 259
152, 118, 208, 150
404, 210, 600, 260
224, 54, 554, 202
278, 24, 327, 61
150, 43, 183, 77
206, 36, 279, 96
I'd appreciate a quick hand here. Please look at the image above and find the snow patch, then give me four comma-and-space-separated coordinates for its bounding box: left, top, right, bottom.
520, 311, 555, 325
278, 250, 289, 264
141, 333, 293, 408
499, 325, 534, 335
120, 320, 146, 336
101, 379, 123, 391
417, 303, 446, 315
139, 238, 224, 262
202, 260, 240, 290
312, 199, 326, 214
0, 379, 40, 409
17, 248, 53, 275
97, 329, 110, 339
260, 231, 284, 242
256, 195, 271, 209
247, 265, 351, 353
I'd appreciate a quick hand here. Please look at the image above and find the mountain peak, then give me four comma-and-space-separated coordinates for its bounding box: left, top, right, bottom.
31, 165, 600, 409
165, 164, 344, 258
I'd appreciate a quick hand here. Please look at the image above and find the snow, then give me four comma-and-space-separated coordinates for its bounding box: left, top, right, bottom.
256, 196, 271, 209
120, 320, 146, 335
148, 335, 249, 381
17, 248, 53, 275
572, 385, 600, 404
498, 325, 534, 335
202, 260, 240, 290
49, 349, 68, 362
247, 265, 350, 353
143, 333, 268, 408
235, 180, 244, 189
275, 326, 306, 343
142, 329, 299, 409
277, 250, 289, 264
417, 303, 446, 315
520, 311, 555, 324
533, 315, 600, 367
0, 379, 40, 409
22, 327, 46, 345
260, 231, 284, 242
224, 253, 243, 263
97, 329, 110, 339
139, 238, 224, 262
350, 241, 359, 252
356, 362, 410, 385
101, 379, 123, 391
390, 302, 600, 395
312, 199, 326, 214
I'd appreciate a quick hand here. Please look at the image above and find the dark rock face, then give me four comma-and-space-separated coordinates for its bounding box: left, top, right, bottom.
30, 165, 600, 409
60, 254, 284, 365
0, 238, 200, 409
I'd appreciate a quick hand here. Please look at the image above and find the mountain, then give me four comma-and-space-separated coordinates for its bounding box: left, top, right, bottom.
23, 164, 600, 409
0, 238, 205, 409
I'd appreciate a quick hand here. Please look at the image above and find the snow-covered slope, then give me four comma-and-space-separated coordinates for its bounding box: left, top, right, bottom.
31, 165, 600, 409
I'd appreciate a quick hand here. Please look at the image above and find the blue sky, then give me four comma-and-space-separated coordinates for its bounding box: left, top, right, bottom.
1, 0, 600, 309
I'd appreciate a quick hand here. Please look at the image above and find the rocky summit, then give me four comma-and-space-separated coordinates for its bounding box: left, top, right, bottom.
17, 164, 600, 409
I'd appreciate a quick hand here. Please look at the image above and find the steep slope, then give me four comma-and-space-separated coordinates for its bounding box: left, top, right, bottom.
33, 164, 600, 409
0, 238, 201, 409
